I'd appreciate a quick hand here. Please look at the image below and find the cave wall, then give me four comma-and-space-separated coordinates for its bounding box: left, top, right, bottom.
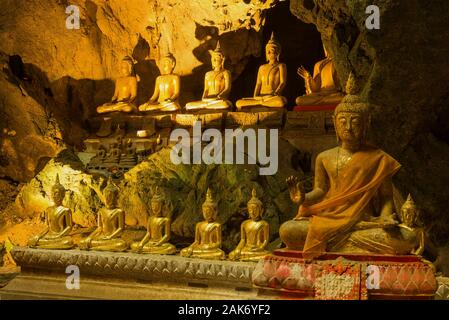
0, 0, 279, 182
290, 0, 449, 246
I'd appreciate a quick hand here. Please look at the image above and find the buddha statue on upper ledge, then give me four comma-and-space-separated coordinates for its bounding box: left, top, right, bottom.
185, 41, 232, 112
139, 53, 181, 112
236, 32, 287, 111
229, 189, 270, 262
131, 187, 176, 255
180, 188, 225, 260
79, 178, 128, 252
97, 56, 138, 114
295, 44, 343, 107
28, 174, 74, 250
279, 76, 420, 259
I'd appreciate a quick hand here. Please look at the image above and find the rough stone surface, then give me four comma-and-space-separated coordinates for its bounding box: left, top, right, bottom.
290, 0, 449, 252
8, 143, 302, 252
0, 0, 278, 111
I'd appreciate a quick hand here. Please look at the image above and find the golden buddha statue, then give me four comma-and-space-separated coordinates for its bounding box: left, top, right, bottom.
131, 187, 176, 254
295, 44, 343, 106
139, 53, 181, 112
79, 178, 127, 252
229, 189, 270, 262
399, 194, 425, 256
28, 174, 74, 249
279, 77, 419, 259
185, 41, 232, 111
236, 32, 287, 110
180, 188, 225, 260
97, 56, 138, 114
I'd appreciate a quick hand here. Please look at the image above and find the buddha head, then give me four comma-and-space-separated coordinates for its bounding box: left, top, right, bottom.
210, 41, 225, 70
160, 53, 176, 75
401, 194, 418, 227
51, 174, 66, 206
202, 188, 218, 222
104, 177, 119, 209
120, 56, 135, 77
247, 188, 263, 221
151, 186, 164, 217
333, 73, 370, 147
266, 32, 281, 63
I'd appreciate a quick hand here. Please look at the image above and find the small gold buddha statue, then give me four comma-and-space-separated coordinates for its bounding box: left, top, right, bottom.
236, 32, 287, 110
279, 77, 418, 259
97, 56, 138, 114
295, 44, 343, 106
79, 177, 128, 252
180, 188, 225, 260
131, 187, 176, 254
139, 53, 181, 112
185, 41, 232, 111
399, 194, 425, 256
28, 174, 74, 249
229, 189, 270, 262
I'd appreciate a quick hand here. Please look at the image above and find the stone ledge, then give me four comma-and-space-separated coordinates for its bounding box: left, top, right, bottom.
11, 247, 256, 288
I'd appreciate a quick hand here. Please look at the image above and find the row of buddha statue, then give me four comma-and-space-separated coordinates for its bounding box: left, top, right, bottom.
28, 178, 270, 262
97, 33, 343, 115
29, 85, 425, 260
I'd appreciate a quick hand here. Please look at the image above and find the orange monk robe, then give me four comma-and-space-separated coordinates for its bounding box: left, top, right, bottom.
297, 146, 401, 259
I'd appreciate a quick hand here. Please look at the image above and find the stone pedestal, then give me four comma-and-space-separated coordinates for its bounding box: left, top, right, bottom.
252, 249, 438, 300
0, 266, 20, 289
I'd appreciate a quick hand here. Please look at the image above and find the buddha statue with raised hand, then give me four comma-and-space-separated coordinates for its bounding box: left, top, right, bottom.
296, 43, 343, 107
97, 56, 138, 114
279, 75, 419, 259
180, 188, 225, 260
131, 187, 176, 254
139, 53, 181, 112
236, 32, 287, 110
28, 174, 74, 249
185, 41, 232, 111
229, 189, 270, 262
79, 177, 127, 252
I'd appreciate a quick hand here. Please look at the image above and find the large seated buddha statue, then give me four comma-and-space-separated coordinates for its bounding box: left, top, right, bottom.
79, 178, 128, 252
28, 174, 74, 249
180, 189, 225, 260
295, 44, 343, 107
279, 78, 419, 259
236, 33, 287, 110
131, 187, 176, 254
229, 189, 270, 262
97, 56, 138, 114
185, 41, 232, 111
139, 53, 181, 112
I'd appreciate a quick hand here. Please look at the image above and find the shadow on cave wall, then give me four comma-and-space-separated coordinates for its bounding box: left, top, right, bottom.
182, 1, 324, 109
230, 0, 324, 109
6, 35, 162, 150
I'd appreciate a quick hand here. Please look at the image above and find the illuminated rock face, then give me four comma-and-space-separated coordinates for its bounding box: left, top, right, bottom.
0, 0, 277, 181
290, 0, 449, 248
0, 0, 276, 106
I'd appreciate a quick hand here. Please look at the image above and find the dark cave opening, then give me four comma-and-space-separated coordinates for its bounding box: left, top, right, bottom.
229, 0, 324, 108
